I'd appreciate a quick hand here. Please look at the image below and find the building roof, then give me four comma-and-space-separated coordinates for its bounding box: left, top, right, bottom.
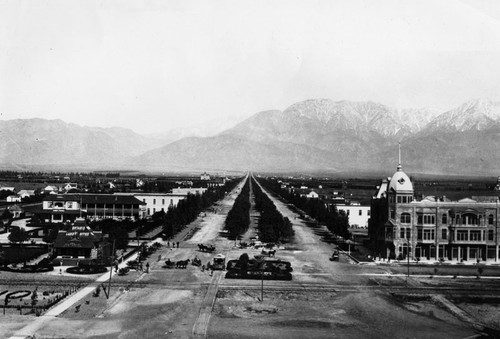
388, 165, 413, 193
54, 218, 103, 249
43, 194, 145, 205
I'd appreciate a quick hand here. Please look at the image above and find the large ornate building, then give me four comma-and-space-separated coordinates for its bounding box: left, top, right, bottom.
369, 161, 500, 263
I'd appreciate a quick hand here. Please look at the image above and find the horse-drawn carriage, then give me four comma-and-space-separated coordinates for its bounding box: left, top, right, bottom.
198, 244, 216, 253
208, 254, 226, 270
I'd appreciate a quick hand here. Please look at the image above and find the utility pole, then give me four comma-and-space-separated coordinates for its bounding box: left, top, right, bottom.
106, 239, 116, 299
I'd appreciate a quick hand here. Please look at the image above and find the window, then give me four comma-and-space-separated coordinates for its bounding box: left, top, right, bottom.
488, 215, 494, 225
417, 228, 422, 240
143, 199, 146, 203
153, 199, 156, 204
402, 196, 408, 203
170, 199, 173, 205
417, 214, 423, 224
153, 208, 156, 213
423, 229, 434, 240
488, 230, 494, 241
400, 228, 405, 239
147, 208, 150, 215
457, 230, 468, 241
442, 214, 447, 224
397, 196, 402, 203
400, 213, 411, 224
406, 228, 411, 239
390, 210, 395, 219
162, 199, 165, 205
359, 210, 362, 216
423, 215, 435, 224
347, 210, 350, 215
368, 210, 371, 216
470, 230, 481, 241
442, 229, 447, 240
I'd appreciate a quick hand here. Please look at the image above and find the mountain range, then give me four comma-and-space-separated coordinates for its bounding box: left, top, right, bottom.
1, 99, 499, 175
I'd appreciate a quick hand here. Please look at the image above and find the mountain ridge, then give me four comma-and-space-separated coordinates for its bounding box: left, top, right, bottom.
1, 98, 499, 175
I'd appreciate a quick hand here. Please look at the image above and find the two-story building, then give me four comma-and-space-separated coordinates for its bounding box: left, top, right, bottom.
39, 194, 146, 223
369, 162, 500, 262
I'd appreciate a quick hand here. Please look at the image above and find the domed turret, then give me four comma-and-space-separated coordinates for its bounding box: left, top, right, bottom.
388, 167, 413, 193
388, 143, 414, 195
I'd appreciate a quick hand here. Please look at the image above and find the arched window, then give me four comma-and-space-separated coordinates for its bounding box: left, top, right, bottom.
400, 213, 411, 224
489, 214, 494, 225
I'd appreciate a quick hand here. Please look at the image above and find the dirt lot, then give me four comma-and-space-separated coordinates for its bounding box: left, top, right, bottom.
209, 289, 476, 338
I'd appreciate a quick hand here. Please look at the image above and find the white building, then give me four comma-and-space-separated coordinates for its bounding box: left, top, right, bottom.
64, 183, 78, 192
336, 203, 371, 228
0, 186, 15, 192
200, 172, 211, 181
6, 195, 21, 203
115, 193, 187, 217
171, 187, 207, 196
17, 190, 35, 199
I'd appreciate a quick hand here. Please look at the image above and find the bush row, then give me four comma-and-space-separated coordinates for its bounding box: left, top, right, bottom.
224, 177, 251, 239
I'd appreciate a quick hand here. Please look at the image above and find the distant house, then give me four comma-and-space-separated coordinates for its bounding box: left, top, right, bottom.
43, 185, 59, 194
207, 177, 227, 187
0, 186, 15, 192
171, 187, 208, 196
298, 189, 319, 199
6, 195, 21, 203
200, 172, 211, 181
64, 183, 78, 192
17, 190, 35, 199
8, 205, 23, 218
306, 191, 319, 199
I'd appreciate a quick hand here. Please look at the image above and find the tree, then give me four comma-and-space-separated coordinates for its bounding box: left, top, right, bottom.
42, 226, 59, 244
8, 227, 30, 244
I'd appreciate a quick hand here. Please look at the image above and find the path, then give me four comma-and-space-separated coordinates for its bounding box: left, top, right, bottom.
192, 271, 223, 336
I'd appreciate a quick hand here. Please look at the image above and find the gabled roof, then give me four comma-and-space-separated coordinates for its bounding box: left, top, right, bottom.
54, 218, 103, 249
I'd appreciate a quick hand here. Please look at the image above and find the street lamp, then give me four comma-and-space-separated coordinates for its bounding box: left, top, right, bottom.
346, 239, 353, 255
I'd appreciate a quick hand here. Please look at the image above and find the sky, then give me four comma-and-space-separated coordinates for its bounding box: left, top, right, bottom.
1, 0, 500, 134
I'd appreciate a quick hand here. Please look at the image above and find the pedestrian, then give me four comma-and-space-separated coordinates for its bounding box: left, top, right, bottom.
177, 241, 180, 248
140, 262, 143, 271
146, 262, 150, 273
158, 254, 162, 261
167, 241, 170, 247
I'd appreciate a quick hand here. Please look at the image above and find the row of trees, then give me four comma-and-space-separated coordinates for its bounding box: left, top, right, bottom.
252, 177, 294, 243
224, 177, 250, 239
259, 179, 350, 240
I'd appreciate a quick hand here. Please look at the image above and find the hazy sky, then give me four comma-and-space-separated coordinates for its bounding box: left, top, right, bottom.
1, 0, 500, 134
